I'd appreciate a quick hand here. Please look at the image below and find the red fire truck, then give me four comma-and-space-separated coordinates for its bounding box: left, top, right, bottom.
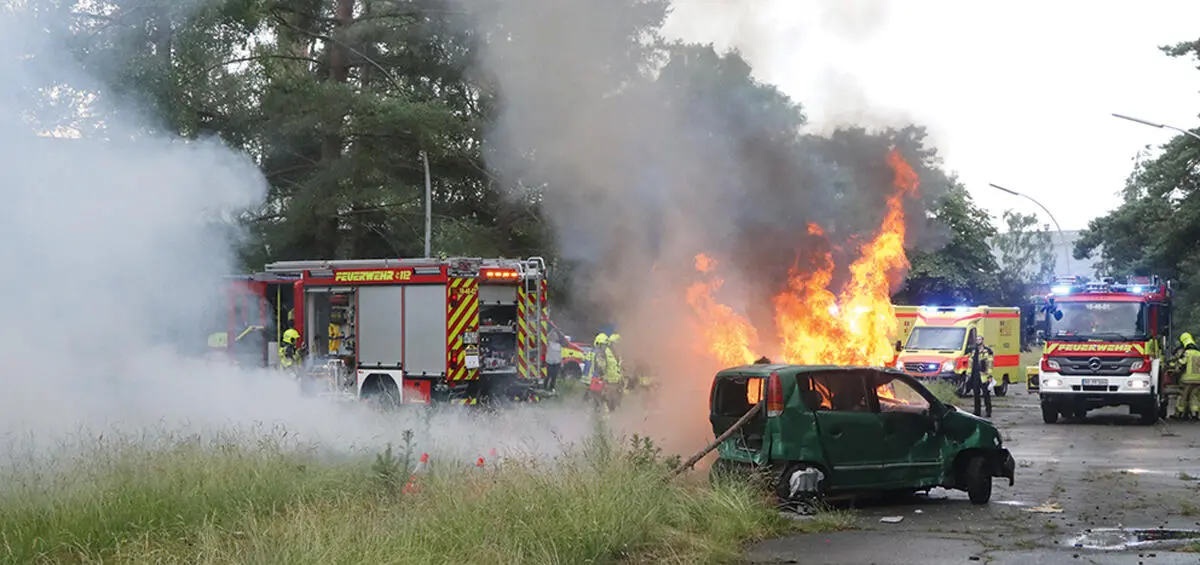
207, 257, 553, 405
1035, 275, 1174, 425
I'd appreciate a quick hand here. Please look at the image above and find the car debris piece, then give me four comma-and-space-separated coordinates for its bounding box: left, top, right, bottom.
880, 516, 904, 523
1025, 502, 1065, 513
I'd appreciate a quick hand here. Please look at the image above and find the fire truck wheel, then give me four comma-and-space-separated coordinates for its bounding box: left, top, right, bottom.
562, 363, 582, 381
1137, 403, 1158, 426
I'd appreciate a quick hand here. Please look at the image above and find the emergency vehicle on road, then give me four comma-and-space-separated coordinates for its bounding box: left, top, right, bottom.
207, 257, 553, 406
1035, 275, 1173, 425
894, 305, 1022, 396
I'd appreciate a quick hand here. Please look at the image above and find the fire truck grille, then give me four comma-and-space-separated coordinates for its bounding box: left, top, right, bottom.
1050, 356, 1141, 377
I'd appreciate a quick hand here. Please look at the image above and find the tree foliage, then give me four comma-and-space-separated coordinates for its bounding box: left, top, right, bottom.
1075, 36, 1200, 326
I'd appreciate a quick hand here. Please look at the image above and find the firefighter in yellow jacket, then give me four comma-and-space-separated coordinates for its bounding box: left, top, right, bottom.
1173, 332, 1200, 419
280, 318, 302, 374
602, 333, 624, 410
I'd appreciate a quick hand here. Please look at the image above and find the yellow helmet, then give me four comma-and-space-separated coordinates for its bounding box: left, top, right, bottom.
608, 333, 621, 344
593, 333, 609, 347
1181, 332, 1195, 347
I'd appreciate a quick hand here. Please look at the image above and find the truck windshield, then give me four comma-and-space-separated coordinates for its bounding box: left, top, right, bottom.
906, 327, 967, 351
1050, 301, 1146, 340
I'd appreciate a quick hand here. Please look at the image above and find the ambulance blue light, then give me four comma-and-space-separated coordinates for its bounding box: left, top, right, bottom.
1051, 285, 1072, 295
1130, 285, 1143, 293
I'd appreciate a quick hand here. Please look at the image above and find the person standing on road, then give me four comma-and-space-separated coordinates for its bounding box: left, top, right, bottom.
970, 335, 995, 418
545, 329, 563, 391
1173, 332, 1200, 419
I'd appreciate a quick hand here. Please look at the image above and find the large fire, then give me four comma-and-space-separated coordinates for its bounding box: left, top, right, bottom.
687, 148, 920, 369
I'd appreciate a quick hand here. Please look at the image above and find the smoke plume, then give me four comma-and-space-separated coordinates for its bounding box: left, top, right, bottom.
0, 2, 596, 463
459, 0, 953, 452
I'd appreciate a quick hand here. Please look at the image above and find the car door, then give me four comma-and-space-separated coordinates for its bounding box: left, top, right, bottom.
809, 370, 889, 490
871, 371, 945, 487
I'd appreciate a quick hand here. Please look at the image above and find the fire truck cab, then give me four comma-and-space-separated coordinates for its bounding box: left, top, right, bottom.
1036, 275, 1172, 425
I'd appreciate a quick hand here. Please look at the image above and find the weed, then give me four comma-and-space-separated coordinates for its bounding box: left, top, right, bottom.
1179, 472, 1197, 481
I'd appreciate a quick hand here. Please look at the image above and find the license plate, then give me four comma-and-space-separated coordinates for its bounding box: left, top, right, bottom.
1082, 378, 1107, 386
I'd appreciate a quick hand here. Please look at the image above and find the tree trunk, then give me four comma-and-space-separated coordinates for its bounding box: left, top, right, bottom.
316, 0, 357, 258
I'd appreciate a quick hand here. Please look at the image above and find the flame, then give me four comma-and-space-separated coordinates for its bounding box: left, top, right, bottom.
685, 254, 759, 367
688, 148, 921, 374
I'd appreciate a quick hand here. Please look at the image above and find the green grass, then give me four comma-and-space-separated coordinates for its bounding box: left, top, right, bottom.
0, 428, 804, 565
925, 381, 961, 406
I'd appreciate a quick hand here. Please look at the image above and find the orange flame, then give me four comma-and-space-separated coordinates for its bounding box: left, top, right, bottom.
685, 254, 759, 367
688, 148, 920, 370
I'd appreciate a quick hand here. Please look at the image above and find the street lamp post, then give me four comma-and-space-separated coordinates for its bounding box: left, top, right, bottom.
1111, 113, 1200, 142
989, 183, 1072, 276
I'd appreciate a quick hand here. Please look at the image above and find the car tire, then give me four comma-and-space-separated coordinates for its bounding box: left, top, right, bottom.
964, 455, 992, 504
1041, 403, 1058, 424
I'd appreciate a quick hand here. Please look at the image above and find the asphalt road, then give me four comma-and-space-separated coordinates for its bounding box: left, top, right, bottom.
741, 388, 1200, 564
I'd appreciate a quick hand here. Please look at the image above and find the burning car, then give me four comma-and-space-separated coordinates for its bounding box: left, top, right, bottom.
708, 363, 1015, 505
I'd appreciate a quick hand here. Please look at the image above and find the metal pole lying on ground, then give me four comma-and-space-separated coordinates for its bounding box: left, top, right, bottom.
674, 402, 764, 476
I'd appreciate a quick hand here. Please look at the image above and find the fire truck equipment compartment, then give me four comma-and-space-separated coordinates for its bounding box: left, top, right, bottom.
357, 286, 404, 367
480, 284, 517, 305
404, 284, 447, 376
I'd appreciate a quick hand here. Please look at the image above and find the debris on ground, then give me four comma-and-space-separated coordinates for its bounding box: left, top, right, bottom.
879, 516, 904, 523
1024, 502, 1065, 513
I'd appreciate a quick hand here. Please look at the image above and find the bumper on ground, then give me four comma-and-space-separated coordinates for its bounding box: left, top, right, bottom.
997, 449, 1015, 486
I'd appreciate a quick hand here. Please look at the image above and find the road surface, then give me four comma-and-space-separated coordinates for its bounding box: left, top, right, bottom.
741, 388, 1200, 564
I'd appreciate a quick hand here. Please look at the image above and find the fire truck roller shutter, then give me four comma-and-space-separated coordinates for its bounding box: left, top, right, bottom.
357, 286, 404, 368
480, 285, 517, 305
405, 284, 448, 376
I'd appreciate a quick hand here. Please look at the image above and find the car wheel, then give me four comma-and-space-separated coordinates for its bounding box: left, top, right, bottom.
964, 455, 992, 504
1041, 403, 1058, 424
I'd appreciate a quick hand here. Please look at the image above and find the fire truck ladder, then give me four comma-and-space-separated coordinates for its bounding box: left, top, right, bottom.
522, 258, 547, 385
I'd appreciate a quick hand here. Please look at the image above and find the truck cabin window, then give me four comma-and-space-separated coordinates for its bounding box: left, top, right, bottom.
905, 327, 967, 351
1051, 302, 1146, 339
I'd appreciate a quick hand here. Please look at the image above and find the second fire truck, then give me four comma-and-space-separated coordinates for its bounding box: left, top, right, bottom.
207, 257, 553, 405
1036, 275, 1173, 425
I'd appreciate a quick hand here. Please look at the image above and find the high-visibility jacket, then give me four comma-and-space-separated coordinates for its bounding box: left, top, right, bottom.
603, 347, 622, 384
280, 328, 301, 368
1181, 347, 1200, 384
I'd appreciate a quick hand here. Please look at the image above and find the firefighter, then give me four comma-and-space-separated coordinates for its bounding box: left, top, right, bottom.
970, 335, 994, 418
602, 334, 624, 410
585, 333, 610, 408
585, 332, 609, 383
280, 320, 302, 374
1173, 332, 1200, 419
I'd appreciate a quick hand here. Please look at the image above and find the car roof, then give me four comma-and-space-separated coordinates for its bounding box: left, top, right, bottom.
714, 364, 901, 378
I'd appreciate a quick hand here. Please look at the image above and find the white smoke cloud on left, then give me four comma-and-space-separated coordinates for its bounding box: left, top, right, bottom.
0, 1, 303, 440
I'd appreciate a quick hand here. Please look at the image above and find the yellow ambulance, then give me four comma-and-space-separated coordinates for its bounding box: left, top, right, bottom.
893, 305, 1022, 396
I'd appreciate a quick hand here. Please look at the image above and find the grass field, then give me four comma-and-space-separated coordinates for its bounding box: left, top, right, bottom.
0, 424, 820, 565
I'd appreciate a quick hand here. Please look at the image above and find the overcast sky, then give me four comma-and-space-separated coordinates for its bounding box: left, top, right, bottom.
662, 1, 1200, 231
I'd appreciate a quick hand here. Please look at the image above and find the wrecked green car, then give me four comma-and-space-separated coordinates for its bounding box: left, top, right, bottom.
708, 363, 1015, 504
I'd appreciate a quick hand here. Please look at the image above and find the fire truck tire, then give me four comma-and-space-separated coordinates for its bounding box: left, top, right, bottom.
1041, 403, 1059, 424
964, 455, 992, 504
1137, 403, 1158, 426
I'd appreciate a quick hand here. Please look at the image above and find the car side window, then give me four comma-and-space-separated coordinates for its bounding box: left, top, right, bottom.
809, 373, 871, 413
873, 373, 931, 414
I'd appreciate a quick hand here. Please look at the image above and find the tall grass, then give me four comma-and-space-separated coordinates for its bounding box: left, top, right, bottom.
0, 428, 794, 564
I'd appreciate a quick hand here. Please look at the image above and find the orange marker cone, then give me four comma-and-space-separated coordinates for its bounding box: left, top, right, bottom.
403, 453, 429, 494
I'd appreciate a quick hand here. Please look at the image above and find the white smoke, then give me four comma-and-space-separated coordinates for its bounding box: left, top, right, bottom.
0, 1, 597, 462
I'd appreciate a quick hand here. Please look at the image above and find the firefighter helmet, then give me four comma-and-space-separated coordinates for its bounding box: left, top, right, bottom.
1181, 332, 1195, 348
593, 333, 609, 347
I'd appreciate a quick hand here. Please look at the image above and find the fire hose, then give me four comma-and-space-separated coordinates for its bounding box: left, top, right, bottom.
673, 402, 763, 476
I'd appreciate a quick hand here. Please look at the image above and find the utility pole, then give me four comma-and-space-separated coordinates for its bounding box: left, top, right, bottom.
421, 150, 432, 258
